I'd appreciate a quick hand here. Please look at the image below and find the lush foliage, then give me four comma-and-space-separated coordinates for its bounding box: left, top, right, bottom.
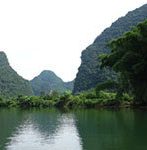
0, 89, 133, 109
73, 4, 147, 93
101, 20, 147, 103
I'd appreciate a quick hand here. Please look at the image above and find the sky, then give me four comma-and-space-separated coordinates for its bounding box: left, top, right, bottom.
0, 0, 146, 82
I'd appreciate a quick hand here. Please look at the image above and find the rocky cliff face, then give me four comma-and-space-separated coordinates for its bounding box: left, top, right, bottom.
0, 51, 33, 97
73, 4, 147, 93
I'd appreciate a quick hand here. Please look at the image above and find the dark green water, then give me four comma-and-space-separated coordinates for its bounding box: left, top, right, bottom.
0, 108, 147, 150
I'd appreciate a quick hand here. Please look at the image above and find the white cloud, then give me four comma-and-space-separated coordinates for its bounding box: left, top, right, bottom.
0, 0, 146, 81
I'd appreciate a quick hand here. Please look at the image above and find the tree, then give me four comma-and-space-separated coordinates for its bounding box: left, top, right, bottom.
101, 20, 147, 103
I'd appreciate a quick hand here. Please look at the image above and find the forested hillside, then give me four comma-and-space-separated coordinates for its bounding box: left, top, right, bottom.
31, 70, 74, 95
0, 51, 33, 97
73, 4, 147, 93
101, 20, 147, 103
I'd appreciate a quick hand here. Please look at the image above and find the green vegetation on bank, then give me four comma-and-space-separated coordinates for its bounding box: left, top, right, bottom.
0, 89, 133, 109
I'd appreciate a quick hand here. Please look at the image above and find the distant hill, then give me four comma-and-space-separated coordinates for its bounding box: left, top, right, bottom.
0, 51, 33, 97
73, 4, 147, 93
31, 70, 74, 95
64, 81, 74, 91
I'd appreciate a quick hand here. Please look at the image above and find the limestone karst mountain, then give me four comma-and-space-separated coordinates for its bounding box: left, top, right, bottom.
31, 70, 74, 95
0, 51, 33, 97
73, 4, 147, 93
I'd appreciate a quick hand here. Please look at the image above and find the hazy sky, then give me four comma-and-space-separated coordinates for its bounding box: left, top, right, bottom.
0, 0, 146, 81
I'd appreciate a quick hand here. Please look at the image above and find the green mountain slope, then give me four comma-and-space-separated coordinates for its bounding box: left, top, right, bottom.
0, 51, 33, 97
31, 70, 74, 95
73, 4, 147, 93
64, 81, 74, 91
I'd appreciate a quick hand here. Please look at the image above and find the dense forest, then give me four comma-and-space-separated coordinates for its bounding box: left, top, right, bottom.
73, 4, 147, 93
101, 20, 147, 104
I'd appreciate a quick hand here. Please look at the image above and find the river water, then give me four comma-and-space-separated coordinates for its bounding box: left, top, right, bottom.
0, 108, 147, 150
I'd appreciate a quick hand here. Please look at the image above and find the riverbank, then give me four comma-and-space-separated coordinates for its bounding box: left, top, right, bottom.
0, 90, 145, 109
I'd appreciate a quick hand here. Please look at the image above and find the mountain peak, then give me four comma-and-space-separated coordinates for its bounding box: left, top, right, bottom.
0, 51, 33, 97
0, 51, 9, 66
40, 70, 56, 76
31, 70, 74, 95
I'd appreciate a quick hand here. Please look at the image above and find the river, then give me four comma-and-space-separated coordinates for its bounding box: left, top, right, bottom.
0, 108, 147, 150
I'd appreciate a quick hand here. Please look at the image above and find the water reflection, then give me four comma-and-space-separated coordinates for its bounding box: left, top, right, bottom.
75, 109, 147, 150
0, 109, 24, 150
1, 108, 147, 150
4, 109, 82, 150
